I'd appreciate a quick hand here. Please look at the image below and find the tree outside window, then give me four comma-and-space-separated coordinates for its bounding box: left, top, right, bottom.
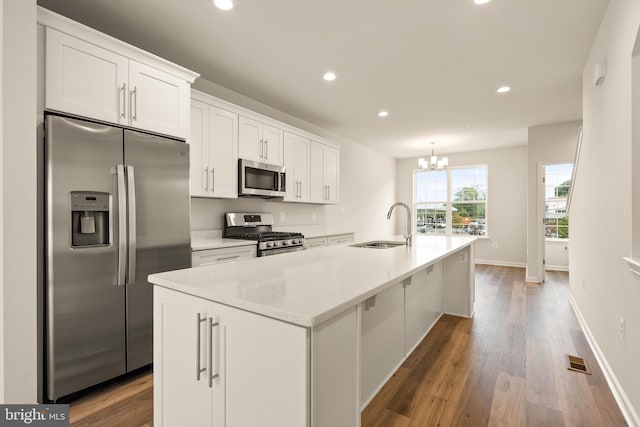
544, 163, 573, 239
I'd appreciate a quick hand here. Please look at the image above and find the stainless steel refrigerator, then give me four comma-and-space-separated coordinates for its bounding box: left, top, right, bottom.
44, 114, 191, 401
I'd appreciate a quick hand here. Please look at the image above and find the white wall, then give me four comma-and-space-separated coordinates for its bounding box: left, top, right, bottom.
191, 78, 396, 240
526, 121, 581, 282
570, 0, 640, 423
396, 146, 527, 266
0, 0, 4, 404
1, 0, 38, 403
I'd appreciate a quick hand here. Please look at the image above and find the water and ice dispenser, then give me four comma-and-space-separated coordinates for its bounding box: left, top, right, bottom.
70, 191, 110, 247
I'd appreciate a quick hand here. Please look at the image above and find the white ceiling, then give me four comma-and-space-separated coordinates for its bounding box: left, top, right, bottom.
37, 0, 609, 158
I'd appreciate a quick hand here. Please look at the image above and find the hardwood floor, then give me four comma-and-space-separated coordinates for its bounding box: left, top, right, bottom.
68, 266, 627, 426
362, 266, 627, 426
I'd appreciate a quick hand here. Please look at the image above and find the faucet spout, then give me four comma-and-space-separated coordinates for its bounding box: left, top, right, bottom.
387, 202, 412, 246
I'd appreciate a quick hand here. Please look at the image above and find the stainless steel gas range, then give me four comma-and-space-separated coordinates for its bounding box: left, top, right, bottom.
223, 213, 306, 257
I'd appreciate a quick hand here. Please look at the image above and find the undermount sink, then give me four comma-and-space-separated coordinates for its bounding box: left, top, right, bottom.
350, 240, 406, 249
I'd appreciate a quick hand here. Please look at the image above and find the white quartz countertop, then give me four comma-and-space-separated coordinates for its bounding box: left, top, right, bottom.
150, 235, 476, 327
191, 237, 257, 251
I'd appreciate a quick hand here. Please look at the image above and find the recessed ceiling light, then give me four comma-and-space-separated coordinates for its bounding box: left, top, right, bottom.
213, 0, 233, 11
474, 0, 491, 4
323, 72, 337, 82
497, 86, 512, 93
378, 111, 389, 118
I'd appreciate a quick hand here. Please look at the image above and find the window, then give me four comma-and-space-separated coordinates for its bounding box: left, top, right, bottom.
544, 163, 573, 239
414, 165, 488, 236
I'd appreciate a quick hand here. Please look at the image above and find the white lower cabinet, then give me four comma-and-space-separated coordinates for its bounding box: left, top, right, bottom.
154, 286, 309, 427
192, 246, 256, 267
305, 237, 328, 249
360, 283, 405, 406
327, 233, 355, 246
305, 233, 355, 250
404, 262, 444, 354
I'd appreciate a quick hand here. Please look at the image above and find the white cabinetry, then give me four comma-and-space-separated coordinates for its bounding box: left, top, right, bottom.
192, 245, 256, 267
41, 11, 197, 139
239, 116, 284, 166
154, 286, 308, 427
310, 141, 339, 204
190, 91, 239, 199
304, 233, 355, 250
360, 283, 405, 406
283, 132, 310, 202
404, 262, 444, 354
327, 234, 355, 246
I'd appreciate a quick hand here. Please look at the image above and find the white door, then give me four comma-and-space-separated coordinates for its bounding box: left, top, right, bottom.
238, 116, 263, 162
45, 28, 128, 124
190, 99, 209, 197
208, 106, 239, 198
309, 141, 325, 203
154, 288, 223, 427
262, 124, 284, 166
129, 60, 189, 138
324, 146, 339, 204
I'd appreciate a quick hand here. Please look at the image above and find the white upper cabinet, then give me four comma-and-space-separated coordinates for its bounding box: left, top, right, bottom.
238, 116, 284, 166
45, 28, 128, 124
41, 9, 198, 139
190, 91, 239, 199
310, 141, 340, 204
283, 132, 310, 202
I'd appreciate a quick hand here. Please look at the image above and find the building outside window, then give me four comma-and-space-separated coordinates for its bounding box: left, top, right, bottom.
544, 163, 573, 239
414, 165, 488, 236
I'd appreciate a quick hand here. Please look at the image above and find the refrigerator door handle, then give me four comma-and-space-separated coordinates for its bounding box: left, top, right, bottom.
126, 165, 137, 284
116, 164, 127, 286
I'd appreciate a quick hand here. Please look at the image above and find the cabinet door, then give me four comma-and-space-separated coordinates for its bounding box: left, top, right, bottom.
327, 234, 354, 246
192, 245, 257, 267
208, 106, 239, 198
238, 116, 263, 162
154, 287, 224, 427
129, 60, 189, 138
284, 133, 310, 202
360, 283, 405, 406
324, 146, 339, 204
190, 99, 209, 197
46, 28, 128, 124
309, 141, 325, 203
404, 262, 444, 354
304, 237, 327, 249
262, 124, 284, 166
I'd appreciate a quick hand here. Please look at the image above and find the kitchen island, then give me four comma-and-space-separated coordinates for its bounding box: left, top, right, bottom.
150, 235, 476, 427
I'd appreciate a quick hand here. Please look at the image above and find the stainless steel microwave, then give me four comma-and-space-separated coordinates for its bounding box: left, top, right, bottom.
238, 159, 286, 198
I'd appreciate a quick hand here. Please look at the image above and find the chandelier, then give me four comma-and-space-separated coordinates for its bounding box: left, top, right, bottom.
418, 142, 448, 170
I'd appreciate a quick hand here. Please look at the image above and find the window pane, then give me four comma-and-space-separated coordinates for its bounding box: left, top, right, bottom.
415, 203, 447, 235
452, 202, 486, 236
416, 170, 447, 203
544, 163, 573, 240
451, 166, 487, 201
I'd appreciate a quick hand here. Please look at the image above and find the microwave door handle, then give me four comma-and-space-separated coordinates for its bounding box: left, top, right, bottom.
116, 164, 126, 286
126, 165, 137, 284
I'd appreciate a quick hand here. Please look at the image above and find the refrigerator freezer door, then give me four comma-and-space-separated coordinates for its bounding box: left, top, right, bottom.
45, 115, 126, 400
124, 130, 191, 371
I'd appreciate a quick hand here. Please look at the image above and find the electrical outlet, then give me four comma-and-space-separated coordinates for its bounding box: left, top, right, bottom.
279, 212, 285, 221
492, 241, 498, 248
460, 252, 467, 263
619, 316, 625, 339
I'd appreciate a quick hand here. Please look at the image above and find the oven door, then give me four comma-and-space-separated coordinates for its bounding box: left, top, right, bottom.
238, 159, 286, 198
259, 245, 307, 257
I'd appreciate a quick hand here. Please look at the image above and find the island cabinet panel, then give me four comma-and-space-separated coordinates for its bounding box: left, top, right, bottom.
443, 244, 475, 317
154, 286, 309, 427
404, 261, 444, 355
360, 283, 405, 407
311, 306, 359, 427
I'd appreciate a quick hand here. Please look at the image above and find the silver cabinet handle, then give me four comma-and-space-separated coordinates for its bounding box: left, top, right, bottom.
209, 317, 220, 388
217, 254, 240, 262
116, 165, 126, 286
119, 83, 126, 119
259, 138, 264, 159
298, 181, 302, 198
264, 139, 269, 160
204, 167, 209, 191
126, 165, 137, 284
196, 313, 207, 381
211, 168, 215, 192
130, 86, 138, 122
327, 185, 330, 201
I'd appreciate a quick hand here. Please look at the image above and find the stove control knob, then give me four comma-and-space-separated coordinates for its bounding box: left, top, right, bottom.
292, 239, 299, 245
266, 242, 273, 248
273, 241, 279, 247
282, 240, 289, 246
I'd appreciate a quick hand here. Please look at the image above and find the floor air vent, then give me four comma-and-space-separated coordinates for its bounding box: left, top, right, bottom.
567, 355, 591, 375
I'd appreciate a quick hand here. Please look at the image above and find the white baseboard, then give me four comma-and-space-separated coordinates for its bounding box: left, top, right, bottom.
475, 259, 527, 268
568, 293, 640, 427
545, 265, 569, 272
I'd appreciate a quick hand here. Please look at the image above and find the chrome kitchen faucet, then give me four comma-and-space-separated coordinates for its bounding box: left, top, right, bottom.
387, 202, 412, 246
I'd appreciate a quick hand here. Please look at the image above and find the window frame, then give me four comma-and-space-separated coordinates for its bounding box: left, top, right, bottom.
543, 162, 573, 241
413, 164, 489, 237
